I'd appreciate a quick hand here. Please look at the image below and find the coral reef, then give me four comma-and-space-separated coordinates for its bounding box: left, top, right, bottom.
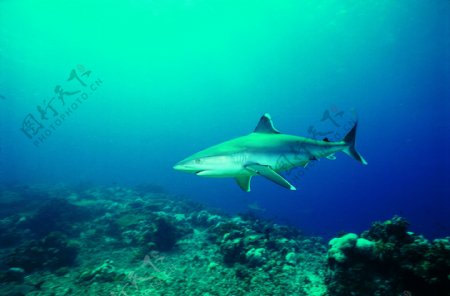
0, 185, 448, 296
79, 259, 125, 283
0, 184, 327, 295
23, 197, 93, 237
326, 216, 450, 296
5, 231, 79, 272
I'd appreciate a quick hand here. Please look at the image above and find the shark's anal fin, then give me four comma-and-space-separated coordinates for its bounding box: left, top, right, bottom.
245, 164, 296, 190
235, 176, 252, 192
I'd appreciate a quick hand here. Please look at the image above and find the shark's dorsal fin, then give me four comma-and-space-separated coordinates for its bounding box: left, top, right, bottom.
254, 113, 281, 134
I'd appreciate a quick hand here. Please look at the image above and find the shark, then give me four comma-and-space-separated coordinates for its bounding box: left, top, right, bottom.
173, 113, 367, 192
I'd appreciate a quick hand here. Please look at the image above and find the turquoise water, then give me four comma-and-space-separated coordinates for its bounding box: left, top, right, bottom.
1, 0, 449, 239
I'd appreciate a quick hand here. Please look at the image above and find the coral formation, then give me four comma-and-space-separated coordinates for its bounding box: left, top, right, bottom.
23, 197, 93, 237
5, 231, 79, 272
79, 259, 125, 283
326, 216, 450, 296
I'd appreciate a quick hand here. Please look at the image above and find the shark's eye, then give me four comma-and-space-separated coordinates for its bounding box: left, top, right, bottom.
195, 159, 201, 164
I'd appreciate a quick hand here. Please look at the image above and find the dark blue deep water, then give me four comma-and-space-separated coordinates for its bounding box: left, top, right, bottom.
1, 0, 449, 240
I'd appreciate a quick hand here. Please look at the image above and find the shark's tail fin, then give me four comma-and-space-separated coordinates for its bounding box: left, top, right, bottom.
342, 122, 368, 165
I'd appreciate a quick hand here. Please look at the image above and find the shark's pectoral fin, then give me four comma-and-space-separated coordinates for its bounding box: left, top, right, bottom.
235, 176, 252, 192
245, 164, 296, 190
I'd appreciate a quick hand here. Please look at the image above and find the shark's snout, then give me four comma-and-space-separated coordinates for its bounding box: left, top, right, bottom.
173, 163, 185, 171
173, 161, 190, 171
173, 160, 199, 173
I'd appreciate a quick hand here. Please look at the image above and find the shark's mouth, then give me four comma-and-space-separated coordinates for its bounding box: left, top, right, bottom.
196, 170, 215, 176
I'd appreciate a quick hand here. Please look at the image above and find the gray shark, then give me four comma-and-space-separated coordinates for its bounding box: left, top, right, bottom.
173, 113, 367, 192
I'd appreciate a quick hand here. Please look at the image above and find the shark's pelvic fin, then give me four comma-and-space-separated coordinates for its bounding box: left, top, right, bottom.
245, 164, 296, 190
253, 113, 281, 134
235, 176, 252, 192
326, 154, 336, 160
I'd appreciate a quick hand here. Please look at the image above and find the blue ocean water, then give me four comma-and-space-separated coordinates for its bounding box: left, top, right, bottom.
1, 0, 449, 240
